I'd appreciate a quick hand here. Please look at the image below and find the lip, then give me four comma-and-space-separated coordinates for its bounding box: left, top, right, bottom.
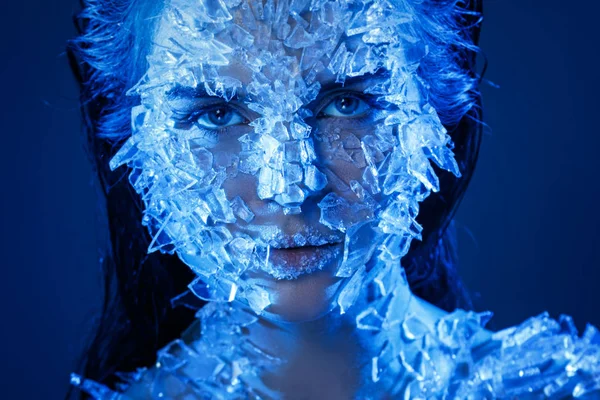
271, 241, 341, 253
268, 236, 344, 249
264, 241, 344, 280
235, 224, 344, 248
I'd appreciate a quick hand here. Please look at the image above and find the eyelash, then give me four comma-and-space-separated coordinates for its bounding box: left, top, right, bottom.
315, 92, 378, 120
174, 105, 246, 134
174, 92, 383, 134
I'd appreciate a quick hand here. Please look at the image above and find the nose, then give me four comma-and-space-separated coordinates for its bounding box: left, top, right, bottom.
255, 117, 328, 213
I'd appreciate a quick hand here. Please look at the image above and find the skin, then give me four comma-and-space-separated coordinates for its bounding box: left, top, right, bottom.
121, 1, 483, 397
79, 2, 600, 398
122, 289, 467, 399
168, 44, 394, 323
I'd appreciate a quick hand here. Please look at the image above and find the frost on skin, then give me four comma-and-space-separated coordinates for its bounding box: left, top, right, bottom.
72, 0, 600, 398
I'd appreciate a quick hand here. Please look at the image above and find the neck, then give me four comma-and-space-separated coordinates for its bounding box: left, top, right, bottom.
189, 264, 454, 398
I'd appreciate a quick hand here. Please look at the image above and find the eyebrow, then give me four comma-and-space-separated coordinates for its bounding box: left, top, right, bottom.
167, 85, 207, 99
318, 68, 391, 92
167, 68, 391, 101
167, 84, 245, 101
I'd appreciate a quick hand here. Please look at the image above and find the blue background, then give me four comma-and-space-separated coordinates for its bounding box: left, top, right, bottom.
1, 0, 599, 398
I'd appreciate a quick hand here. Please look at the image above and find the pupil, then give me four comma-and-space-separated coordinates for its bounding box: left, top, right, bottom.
208, 108, 232, 126
335, 97, 358, 115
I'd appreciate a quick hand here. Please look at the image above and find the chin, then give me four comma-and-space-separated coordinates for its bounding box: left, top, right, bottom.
258, 267, 345, 323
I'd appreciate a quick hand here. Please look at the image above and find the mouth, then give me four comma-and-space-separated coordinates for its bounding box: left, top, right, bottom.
268, 235, 343, 249
230, 224, 345, 279
263, 241, 344, 280
236, 224, 344, 248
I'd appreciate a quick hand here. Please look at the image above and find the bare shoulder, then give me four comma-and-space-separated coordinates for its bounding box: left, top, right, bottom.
121, 356, 207, 400
122, 321, 222, 399
469, 313, 600, 399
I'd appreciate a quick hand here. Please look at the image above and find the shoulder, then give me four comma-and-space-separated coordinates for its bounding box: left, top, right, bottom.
459, 313, 600, 399
121, 303, 264, 399
122, 335, 226, 399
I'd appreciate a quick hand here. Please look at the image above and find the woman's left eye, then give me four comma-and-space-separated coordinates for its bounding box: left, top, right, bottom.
195, 106, 246, 130
320, 95, 371, 118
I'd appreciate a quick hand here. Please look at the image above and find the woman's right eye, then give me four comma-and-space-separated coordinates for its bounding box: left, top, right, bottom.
195, 106, 246, 130
173, 105, 247, 131
324, 96, 370, 118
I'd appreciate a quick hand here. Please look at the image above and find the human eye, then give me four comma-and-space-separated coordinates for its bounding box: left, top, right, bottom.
195, 105, 246, 130
173, 104, 247, 131
318, 94, 372, 119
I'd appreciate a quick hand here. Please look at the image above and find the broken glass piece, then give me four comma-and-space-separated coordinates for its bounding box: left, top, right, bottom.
304, 165, 327, 191
70, 374, 121, 400
284, 24, 315, 48
337, 265, 366, 315
290, 118, 312, 139
349, 180, 365, 200
204, 188, 236, 223
194, 0, 233, 24
318, 192, 375, 233
356, 295, 392, 332
225, 236, 255, 270
227, 24, 254, 48
188, 275, 238, 302
231, 196, 255, 223
276, 183, 305, 205
242, 284, 271, 314
337, 220, 382, 277
362, 165, 380, 194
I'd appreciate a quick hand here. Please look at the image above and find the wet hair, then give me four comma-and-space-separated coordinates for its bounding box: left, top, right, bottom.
66, 0, 484, 396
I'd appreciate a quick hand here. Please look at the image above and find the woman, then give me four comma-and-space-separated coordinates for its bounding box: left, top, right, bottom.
68, 0, 600, 398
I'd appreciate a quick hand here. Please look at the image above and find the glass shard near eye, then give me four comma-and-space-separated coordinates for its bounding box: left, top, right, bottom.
290, 119, 311, 139
328, 42, 351, 81
204, 76, 243, 102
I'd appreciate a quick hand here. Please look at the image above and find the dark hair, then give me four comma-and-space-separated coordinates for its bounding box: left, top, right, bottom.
67, 0, 484, 397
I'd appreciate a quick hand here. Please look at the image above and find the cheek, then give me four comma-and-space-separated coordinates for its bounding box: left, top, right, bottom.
207, 127, 259, 201
221, 171, 259, 205
201, 119, 393, 208
314, 123, 362, 179
313, 119, 388, 201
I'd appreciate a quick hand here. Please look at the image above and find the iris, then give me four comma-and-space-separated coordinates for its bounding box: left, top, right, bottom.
196, 106, 245, 129
321, 95, 371, 118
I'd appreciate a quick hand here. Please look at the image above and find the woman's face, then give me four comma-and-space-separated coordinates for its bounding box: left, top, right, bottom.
113, 0, 460, 322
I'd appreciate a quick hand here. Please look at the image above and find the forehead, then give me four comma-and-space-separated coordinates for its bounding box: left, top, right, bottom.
150, 0, 414, 92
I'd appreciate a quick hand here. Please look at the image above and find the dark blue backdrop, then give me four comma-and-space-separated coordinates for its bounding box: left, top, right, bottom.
1, 0, 598, 398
